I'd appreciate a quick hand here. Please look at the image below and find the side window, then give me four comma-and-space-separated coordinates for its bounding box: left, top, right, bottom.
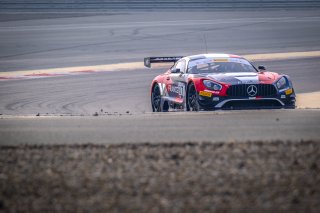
174, 60, 186, 73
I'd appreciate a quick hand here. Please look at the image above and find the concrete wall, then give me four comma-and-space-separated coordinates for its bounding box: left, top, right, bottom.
1, 0, 320, 11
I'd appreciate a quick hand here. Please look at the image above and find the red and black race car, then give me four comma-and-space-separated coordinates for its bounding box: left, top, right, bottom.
144, 53, 296, 112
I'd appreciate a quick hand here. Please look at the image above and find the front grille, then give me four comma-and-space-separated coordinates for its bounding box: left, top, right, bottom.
227, 84, 277, 97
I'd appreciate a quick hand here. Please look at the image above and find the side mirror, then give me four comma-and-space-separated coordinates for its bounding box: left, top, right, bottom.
171, 68, 181, 73
258, 65, 266, 71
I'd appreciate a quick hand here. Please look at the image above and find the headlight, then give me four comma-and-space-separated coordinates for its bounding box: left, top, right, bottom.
203, 80, 222, 91
276, 76, 288, 90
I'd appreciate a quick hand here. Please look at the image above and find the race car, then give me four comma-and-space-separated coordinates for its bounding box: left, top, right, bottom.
144, 54, 296, 112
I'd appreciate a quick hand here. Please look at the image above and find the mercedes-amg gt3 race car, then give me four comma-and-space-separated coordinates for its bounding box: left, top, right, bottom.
145, 54, 296, 112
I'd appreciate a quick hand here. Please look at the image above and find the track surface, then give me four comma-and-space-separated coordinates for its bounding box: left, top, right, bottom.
0, 58, 319, 116
1, 110, 319, 145
1, 10, 320, 71
0, 11, 320, 145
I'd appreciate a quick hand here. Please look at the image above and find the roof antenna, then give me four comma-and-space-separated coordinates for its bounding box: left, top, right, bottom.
203, 33, 208, 54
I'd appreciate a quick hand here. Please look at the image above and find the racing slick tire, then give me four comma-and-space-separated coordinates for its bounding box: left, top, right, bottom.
151, 83, 169, 112
284, 98, 296, 109
187, 82, 201, 111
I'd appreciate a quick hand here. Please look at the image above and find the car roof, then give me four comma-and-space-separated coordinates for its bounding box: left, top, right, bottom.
185, 53, 243, 60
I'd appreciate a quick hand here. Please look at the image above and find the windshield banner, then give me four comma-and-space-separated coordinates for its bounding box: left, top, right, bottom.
188, 57, 251, 68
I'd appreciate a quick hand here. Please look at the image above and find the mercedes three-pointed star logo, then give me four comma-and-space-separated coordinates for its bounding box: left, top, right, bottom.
247, 85, 257, 96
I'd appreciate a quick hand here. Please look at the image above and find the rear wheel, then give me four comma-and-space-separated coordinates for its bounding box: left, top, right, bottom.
151, 84, 169, 112
187, 83, 201, 111
151, 84, 161, 112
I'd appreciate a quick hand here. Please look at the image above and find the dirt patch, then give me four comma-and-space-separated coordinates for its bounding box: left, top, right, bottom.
0, 141, 319, 212
297, 91, 320, 109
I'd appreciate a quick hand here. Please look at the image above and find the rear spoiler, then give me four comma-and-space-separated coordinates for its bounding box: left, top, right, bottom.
144, 56, 184, 68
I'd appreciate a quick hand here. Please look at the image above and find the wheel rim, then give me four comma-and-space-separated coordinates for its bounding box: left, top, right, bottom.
188, 86, 198, 111
152, 85, 161, 112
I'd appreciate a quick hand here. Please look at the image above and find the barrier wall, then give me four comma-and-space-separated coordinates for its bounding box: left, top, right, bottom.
1, 0, 320, 11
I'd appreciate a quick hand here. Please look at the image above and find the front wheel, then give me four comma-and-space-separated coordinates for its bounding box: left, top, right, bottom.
285, 98, 296, 109
187, 83, 201, 111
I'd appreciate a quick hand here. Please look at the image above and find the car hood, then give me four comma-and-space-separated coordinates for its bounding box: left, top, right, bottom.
198, 72, 279, 85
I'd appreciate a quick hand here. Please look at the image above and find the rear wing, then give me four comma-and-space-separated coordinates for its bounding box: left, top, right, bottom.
144, 56, 184, 68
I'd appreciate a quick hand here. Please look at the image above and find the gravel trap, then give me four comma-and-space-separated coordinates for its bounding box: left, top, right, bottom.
0, 140, 319, 212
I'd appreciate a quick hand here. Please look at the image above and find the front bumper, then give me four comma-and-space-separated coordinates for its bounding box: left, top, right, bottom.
215, 98, 284, 108
198, 93, 296, 110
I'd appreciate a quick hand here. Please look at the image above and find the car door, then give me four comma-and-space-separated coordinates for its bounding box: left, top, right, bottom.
166, 59, 187, 104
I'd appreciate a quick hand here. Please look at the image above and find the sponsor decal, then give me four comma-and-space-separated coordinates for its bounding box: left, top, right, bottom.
188, 58, 251, 68
212, 97, 219, 101
199, 91, 212, 97
169, 82, 185, 97
281, 95, 286, 99
213, 58, 228, 62
285, 88, 293, 95
169, 86, 183, 96
152, 57, 182, 62
159, 83, 167, 95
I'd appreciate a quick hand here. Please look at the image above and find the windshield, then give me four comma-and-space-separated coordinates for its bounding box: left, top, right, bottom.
187, 57, 257, 74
